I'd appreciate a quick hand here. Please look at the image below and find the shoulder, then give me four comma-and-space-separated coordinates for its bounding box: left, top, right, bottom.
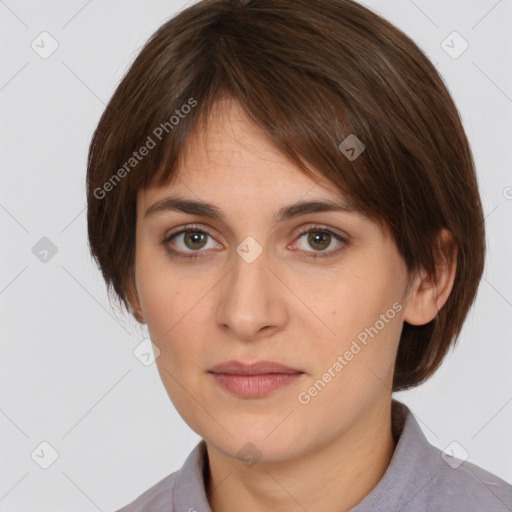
392, 401, 512, 511
425, 445, 512, 511
357, 401, 512, 512
114, 470, 178, 512
113, 440, 208, 512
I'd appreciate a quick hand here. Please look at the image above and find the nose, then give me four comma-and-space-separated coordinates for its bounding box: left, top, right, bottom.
215, 241, 288, 342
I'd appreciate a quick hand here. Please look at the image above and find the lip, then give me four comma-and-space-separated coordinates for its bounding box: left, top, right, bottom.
208, 360, 305, 398
208, 360, 303, 375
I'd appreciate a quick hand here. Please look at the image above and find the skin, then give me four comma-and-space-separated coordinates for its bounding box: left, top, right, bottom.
127, 97, 457, 512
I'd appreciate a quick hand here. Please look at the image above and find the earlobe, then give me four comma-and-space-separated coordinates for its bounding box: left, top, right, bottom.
131, 305, 145, 325
403, 228, 457, 326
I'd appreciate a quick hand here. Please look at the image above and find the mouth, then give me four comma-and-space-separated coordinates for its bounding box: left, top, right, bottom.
208, 360, 305, 398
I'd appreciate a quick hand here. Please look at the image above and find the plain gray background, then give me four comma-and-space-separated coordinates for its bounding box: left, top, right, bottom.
1, 0, 511, 510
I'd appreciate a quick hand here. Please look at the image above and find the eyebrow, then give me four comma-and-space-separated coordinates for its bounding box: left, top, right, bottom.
144, 197, 358, 223
144, 196, 359, 223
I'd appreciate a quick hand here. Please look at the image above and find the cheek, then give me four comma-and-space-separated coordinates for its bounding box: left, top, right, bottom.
140, 282, 196, 349
309, 266, 403, 374
135, 259, 210, 362
138, 271, 208, 419
135, 248, 185, 328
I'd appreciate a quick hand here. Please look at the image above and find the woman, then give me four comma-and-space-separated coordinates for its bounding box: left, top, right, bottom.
86, 0, 512, 510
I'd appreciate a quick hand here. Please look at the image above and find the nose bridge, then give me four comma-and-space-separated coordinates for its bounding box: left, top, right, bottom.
215, 237, 286, 339
235, 236, 270, 292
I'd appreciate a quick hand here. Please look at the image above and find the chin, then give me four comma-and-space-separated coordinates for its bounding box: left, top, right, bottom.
212, 438, 298, 465
202, 422, 307, 465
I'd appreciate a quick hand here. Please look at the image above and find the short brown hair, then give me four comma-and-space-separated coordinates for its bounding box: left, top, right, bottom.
87, 0, 485, 391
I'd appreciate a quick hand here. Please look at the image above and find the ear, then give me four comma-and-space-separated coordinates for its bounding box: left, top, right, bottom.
125, 273, 145, 324
403, 228, 457, 326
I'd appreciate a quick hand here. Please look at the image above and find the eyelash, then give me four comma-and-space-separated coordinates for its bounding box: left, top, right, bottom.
162, 223, 348, 261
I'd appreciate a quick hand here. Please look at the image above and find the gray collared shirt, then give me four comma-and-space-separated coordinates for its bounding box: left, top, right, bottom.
116, 400, 512, 511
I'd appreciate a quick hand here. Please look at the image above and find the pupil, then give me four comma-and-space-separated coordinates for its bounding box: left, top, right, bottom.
186, 231, 206, 249
309, 231, 330, 250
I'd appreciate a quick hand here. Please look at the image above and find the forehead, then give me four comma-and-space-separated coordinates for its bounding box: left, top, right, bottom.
139, 98, 345, 207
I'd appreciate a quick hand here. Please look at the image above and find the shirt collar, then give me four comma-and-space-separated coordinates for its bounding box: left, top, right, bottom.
173, 400, 432, 512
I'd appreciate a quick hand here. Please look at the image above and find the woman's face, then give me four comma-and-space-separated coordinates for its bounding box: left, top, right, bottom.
132, 98, 414, 462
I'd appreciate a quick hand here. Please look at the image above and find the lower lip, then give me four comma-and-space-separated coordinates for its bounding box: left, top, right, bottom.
210, 372, 304, 398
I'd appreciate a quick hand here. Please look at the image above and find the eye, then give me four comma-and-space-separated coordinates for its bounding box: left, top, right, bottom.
162, 223, 349, 261
162, 224, 220, 259
292, 225, 348, 259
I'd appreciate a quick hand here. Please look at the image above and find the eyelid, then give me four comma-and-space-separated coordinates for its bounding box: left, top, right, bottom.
292, 223, 349, 242
162, 223, 215, 241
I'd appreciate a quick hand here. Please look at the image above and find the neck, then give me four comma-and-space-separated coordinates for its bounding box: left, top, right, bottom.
205, 398, 396, 512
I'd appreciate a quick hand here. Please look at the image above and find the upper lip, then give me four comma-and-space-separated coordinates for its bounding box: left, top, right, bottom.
208, 360, 303, 375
